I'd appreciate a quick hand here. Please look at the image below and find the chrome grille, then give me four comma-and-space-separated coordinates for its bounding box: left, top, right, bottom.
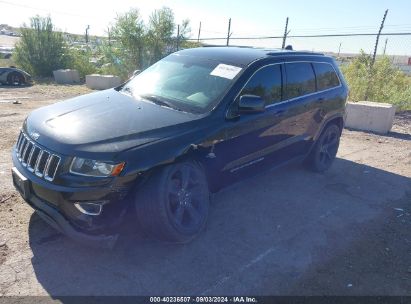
15, 131, 61, 181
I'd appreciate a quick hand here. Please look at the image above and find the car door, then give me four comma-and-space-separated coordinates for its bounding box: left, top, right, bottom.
210, 61, 320, 182
272, 61, 321, 159
310, 61, 345, 133
209, 63, 291, 180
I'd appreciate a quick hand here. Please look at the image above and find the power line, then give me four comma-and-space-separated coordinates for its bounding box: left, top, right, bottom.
235, 26, 411, 37
0, 0, 88, 18
275, 23, 411, 31
187, 32, 411, 41
199, 23, 411, 39
2, 1, 411, 43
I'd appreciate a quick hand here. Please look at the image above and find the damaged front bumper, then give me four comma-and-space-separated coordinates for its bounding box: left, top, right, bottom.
11, 151, 135, 249
28, 193, 118, 249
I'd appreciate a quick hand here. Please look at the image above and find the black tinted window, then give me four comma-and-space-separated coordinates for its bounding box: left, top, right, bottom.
285, 63, 316, 99
313, 62, 340, 91
241, 64, 282, 105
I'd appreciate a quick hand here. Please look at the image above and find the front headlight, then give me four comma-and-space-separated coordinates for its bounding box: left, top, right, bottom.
70, 157, 125, 177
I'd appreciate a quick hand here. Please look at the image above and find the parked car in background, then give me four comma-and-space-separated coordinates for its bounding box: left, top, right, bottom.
11, 47, 348, 248
0, 67, 31, 85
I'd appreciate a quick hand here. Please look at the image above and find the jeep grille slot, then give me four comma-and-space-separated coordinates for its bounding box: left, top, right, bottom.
15, 131, 61, 181
45, 155, 60, 181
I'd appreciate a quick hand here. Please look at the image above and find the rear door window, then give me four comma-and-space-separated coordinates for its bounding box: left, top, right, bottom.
285, 63, 316, 99
240, 64, 282, 106
312, 62, 340, 91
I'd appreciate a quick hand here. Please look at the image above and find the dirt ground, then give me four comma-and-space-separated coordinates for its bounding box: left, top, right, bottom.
0, 84, 410, 296
0, 35, 20, 48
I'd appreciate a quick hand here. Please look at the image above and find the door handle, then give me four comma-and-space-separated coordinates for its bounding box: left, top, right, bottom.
318, 97, 325, 103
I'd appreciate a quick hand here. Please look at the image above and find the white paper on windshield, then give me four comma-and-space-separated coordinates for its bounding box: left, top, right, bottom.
210, 64, 242, 79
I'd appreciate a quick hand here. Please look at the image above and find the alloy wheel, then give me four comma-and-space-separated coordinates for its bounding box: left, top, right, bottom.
166, 163, 207, 233
318, 126, 340, 167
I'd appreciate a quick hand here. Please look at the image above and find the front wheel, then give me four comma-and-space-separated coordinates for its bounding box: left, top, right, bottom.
135, 161, 209, 243
305, 123, 341, 172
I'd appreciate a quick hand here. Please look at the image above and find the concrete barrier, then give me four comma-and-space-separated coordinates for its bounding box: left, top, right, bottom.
53, 69, 80, 84
86, 74, 122, 90
345, 101, 396, 134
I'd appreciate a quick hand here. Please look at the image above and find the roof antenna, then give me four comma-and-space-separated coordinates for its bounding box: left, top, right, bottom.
285, 45, 293, 50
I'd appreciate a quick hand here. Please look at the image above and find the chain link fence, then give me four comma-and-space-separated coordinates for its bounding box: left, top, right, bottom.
189, 33, 411, 74
187, 33, 411, 109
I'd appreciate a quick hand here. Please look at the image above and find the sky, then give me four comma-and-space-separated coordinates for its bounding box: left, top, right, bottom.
1, 0, 411, 55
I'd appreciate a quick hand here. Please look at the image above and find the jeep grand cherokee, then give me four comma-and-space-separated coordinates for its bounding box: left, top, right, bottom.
11, 47, 348, 248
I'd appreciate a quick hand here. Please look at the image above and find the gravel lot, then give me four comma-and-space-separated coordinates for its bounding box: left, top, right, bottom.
0, 84, 410, 296
0, 34, 20, 48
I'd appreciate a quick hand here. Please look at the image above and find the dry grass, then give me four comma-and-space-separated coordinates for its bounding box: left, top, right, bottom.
0, 83, 93, 101
0, 59, 14, 68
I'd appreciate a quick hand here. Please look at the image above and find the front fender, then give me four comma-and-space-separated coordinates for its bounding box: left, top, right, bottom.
118, 127, 217, 177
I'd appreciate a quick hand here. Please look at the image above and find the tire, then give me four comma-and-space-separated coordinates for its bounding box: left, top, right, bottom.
305, 123, 341, 172
135, 161, 210, 243
7, 72, 24, 86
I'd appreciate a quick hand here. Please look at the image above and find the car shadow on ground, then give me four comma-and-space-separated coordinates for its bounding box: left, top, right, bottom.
344, 127, 411, 141
28, 158, 411, 296
385, 131, 411, 141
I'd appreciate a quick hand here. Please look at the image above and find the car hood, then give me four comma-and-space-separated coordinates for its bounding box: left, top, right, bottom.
25, 89, 202, 156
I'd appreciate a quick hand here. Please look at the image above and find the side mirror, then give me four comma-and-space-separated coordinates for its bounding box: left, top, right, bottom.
238, 95, 265, 113
133, 70, 141, 76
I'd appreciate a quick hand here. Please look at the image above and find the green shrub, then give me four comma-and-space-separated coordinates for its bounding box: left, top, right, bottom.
341, 51, 411, 111
100, 7, 191, 79
67, 48, 97, 79
13, 16, 69, 77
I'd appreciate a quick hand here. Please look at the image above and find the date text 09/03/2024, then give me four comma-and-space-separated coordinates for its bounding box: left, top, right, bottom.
149, 296, 258, 303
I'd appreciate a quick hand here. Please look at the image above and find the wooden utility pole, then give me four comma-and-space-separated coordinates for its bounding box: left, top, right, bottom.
338, 42, 342, 57
197, 21, 202, 43
365, 9, 388, 100
176, 24, 180, 51
226, 18, 232, 46
281, 17, 290, 49
85, 25, 90, 44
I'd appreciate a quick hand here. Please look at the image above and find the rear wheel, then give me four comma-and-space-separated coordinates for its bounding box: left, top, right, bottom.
7, 72, 24, 86
305, 123, 341, 172
135, 161, 209, 243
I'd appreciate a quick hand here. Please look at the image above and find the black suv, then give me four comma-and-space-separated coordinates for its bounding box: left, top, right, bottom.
12, 47, 348, 248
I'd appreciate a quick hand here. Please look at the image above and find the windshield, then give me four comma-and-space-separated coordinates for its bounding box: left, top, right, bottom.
122, 55, 242, 114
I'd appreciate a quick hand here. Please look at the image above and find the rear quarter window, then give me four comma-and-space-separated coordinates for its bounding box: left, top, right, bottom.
285, 63, 316, 99
312, 62, 340, 91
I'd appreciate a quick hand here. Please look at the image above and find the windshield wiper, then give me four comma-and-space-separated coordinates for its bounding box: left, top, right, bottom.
140, 94, 183, 111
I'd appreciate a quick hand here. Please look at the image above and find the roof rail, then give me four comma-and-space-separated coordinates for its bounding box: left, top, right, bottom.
266, 51, 324, 56
202, 45, 263, 49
